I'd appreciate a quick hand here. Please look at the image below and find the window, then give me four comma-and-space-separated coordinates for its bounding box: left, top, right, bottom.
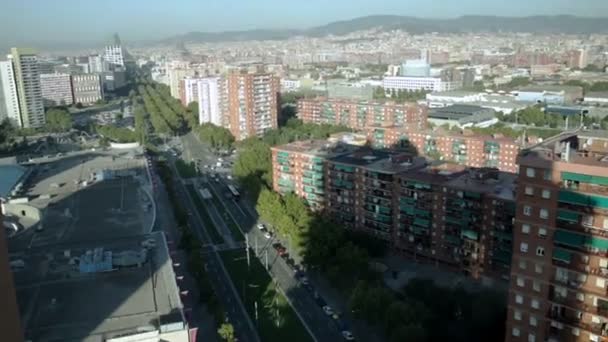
541, 189, 551, 199
576, 292, 585, 302
530, 315, 537, 327
520, 243, 529, 253
531, 299, 540, 309
604, 218, 608, 230
514, 310, 522, 320
600, 259, 608, 268
536, 247, 545, 256
516, 294, 524, 304
596, 277, 606, 289
533, 280, 541, 292
512, 327, 520, 337
572, 328, 580, 336
519, 260, 527, 270
526, 168, 536, 178
525, 186, 534, 195
582, 215, 594, 227
524, 205, 532, 216
540, 209, 549, 219
522, 224, 531, 234
517, 277, 525, 287
528, 334, 536, 342
535, 264, 543, 274
538, 228, 547, 239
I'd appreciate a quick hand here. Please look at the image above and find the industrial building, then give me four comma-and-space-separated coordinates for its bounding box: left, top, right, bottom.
516, 85, 584, 105
505, 131, 608, 342
297, 97, 428, 131
428, 104, 498, 129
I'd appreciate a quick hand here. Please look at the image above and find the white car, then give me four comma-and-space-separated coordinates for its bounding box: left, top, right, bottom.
257, 224, 265, 230
264, 231, 272, 239
322, 305, 334, 316
342, 331, 355, 341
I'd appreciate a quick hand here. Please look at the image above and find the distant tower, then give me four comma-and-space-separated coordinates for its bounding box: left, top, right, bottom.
104, 33, 125, 67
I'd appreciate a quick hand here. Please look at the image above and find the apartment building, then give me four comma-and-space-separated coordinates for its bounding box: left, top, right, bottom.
365, 127, 520, 173
0, 60, 21, 126
8, 48, 45, 128
0, 210, 24, 342
506, 131, 608, 342
225, 71, 279, 140
297, 97, 428, 131
71, 74, 103, 105
39, 73, 73, 107
270, 140, 357, 210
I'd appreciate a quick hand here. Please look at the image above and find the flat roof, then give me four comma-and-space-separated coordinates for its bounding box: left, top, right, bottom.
0, 164, 27, 198
518, 85, 583, 93
446, 169, 517, 201
15, 232, 185, 342
271, 140, 358, 157
329, 148, 427, 174
428, 90, 481, 97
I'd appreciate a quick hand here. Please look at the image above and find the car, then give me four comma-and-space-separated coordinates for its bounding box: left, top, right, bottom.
300, 276, 310, 286
332, 313, 340, 320
322, 305, 334, 316
341, 331, 355, 341
264, 232, 272, 239
257, 223, 265, 230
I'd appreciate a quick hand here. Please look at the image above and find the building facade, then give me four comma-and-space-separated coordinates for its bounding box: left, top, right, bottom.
365, 128, 520, 173
225, 71, 279, 140
506, 131, 608, 342
9, 48, 45, 128
297, 98, 428, 132
39, 73, 73, 107
88, 54, 105, 73
0, 60, 21, 126
71, 74, 103, 105
104, 45, 124, 67
197, 77, 222, 126
383, 76, 459, 93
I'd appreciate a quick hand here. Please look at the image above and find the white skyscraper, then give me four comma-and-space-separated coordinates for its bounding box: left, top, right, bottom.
88, 54, 105, 73
104, 46, 124, 67
197, 78, 221, 126
0, 60, 22, 126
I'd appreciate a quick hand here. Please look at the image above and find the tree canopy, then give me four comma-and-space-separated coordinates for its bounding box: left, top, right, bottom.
45, 108, 73, 132
196, 123, 235, 151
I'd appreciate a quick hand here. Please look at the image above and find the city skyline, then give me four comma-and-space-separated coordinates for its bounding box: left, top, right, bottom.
2, 0, 608, 46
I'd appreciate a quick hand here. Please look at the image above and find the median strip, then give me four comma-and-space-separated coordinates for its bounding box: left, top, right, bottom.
185, 184, 224, 244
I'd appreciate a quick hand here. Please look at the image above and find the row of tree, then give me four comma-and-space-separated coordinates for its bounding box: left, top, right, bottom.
496, 106, 608, 130
373, 87, 429, 102
196, 123, 235, 151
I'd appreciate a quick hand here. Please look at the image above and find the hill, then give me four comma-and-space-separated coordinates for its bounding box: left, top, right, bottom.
162, 15, 608, 43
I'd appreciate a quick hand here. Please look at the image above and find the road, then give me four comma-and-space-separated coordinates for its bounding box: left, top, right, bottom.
166, 157, 260, 342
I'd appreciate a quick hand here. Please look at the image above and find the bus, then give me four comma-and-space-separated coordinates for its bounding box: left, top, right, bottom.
227, 185, 240, 199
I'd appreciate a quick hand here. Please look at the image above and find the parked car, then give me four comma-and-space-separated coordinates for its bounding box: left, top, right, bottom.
257, 223, 265, 230
264, 231, 272, 239
341, 331, 355, 341
322, 305, 334, 316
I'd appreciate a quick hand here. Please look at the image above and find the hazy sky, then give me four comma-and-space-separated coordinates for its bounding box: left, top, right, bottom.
2, 0, 608, 45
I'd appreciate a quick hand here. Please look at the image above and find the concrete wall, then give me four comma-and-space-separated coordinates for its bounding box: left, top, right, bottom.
3, 203, 41, 222
109, 142, 141, 149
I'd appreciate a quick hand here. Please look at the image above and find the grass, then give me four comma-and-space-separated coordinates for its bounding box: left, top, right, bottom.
220, 249, 313, 342
175, 159, 198, 178
204, 182, 245, 242
185, 184, 225, 244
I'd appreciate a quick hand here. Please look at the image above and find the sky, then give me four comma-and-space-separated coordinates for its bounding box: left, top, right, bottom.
1, 0, 608, 45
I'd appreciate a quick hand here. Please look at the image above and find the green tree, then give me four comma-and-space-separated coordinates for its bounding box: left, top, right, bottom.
45, 108, 73, 132
217, 322, 236, 342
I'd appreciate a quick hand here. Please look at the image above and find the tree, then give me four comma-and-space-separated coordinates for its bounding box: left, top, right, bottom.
45, 108, 73, 132
217, 322, 236, 342
389, 324, 426, 342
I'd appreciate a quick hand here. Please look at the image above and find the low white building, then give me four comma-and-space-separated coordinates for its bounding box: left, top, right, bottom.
280, 79, 300, 92
382, 76, 458, 92
426, 91, 483, 108
426, 90, 531, 114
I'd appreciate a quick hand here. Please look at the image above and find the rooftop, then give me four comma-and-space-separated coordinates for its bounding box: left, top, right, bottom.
429, 104, 494, 120
428, 90, 481, 97
15, 232, 185, 342
518, 85, 583, 93
520, 130, 608, 168
271, 139, 360, 157
329, 148, 428, 174
399, 162, 469, 184
0, 164, 27, 199
446, 168, 518, 201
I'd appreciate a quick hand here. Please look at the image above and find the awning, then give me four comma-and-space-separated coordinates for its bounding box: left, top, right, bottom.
557, 210, 580, 223
554, 229, 586, 248
461, 230, 479, 241
552, 248, 572, 263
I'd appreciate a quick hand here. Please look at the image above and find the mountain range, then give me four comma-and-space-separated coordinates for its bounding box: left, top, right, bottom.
162, 15, 608, 44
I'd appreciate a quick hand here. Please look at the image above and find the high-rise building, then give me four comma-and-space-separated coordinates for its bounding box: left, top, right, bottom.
197, 77, 222, 126
71, 74, 103, 105
40, 73, 73, 107
225, 71, 279, 140
8, 48, 45, 128
88, 54, 104, 73
505, 131, 608, 342
104, 36, 125, 67
0, 60, 21, 126
0, 209, 24, 342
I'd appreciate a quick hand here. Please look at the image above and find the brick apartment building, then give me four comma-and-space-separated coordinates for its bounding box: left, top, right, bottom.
365, 127, 521, 173
297, 97, 428, 131
271, 139, 518, 281
225, 71, 279, 140
506, 131, 608, 342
